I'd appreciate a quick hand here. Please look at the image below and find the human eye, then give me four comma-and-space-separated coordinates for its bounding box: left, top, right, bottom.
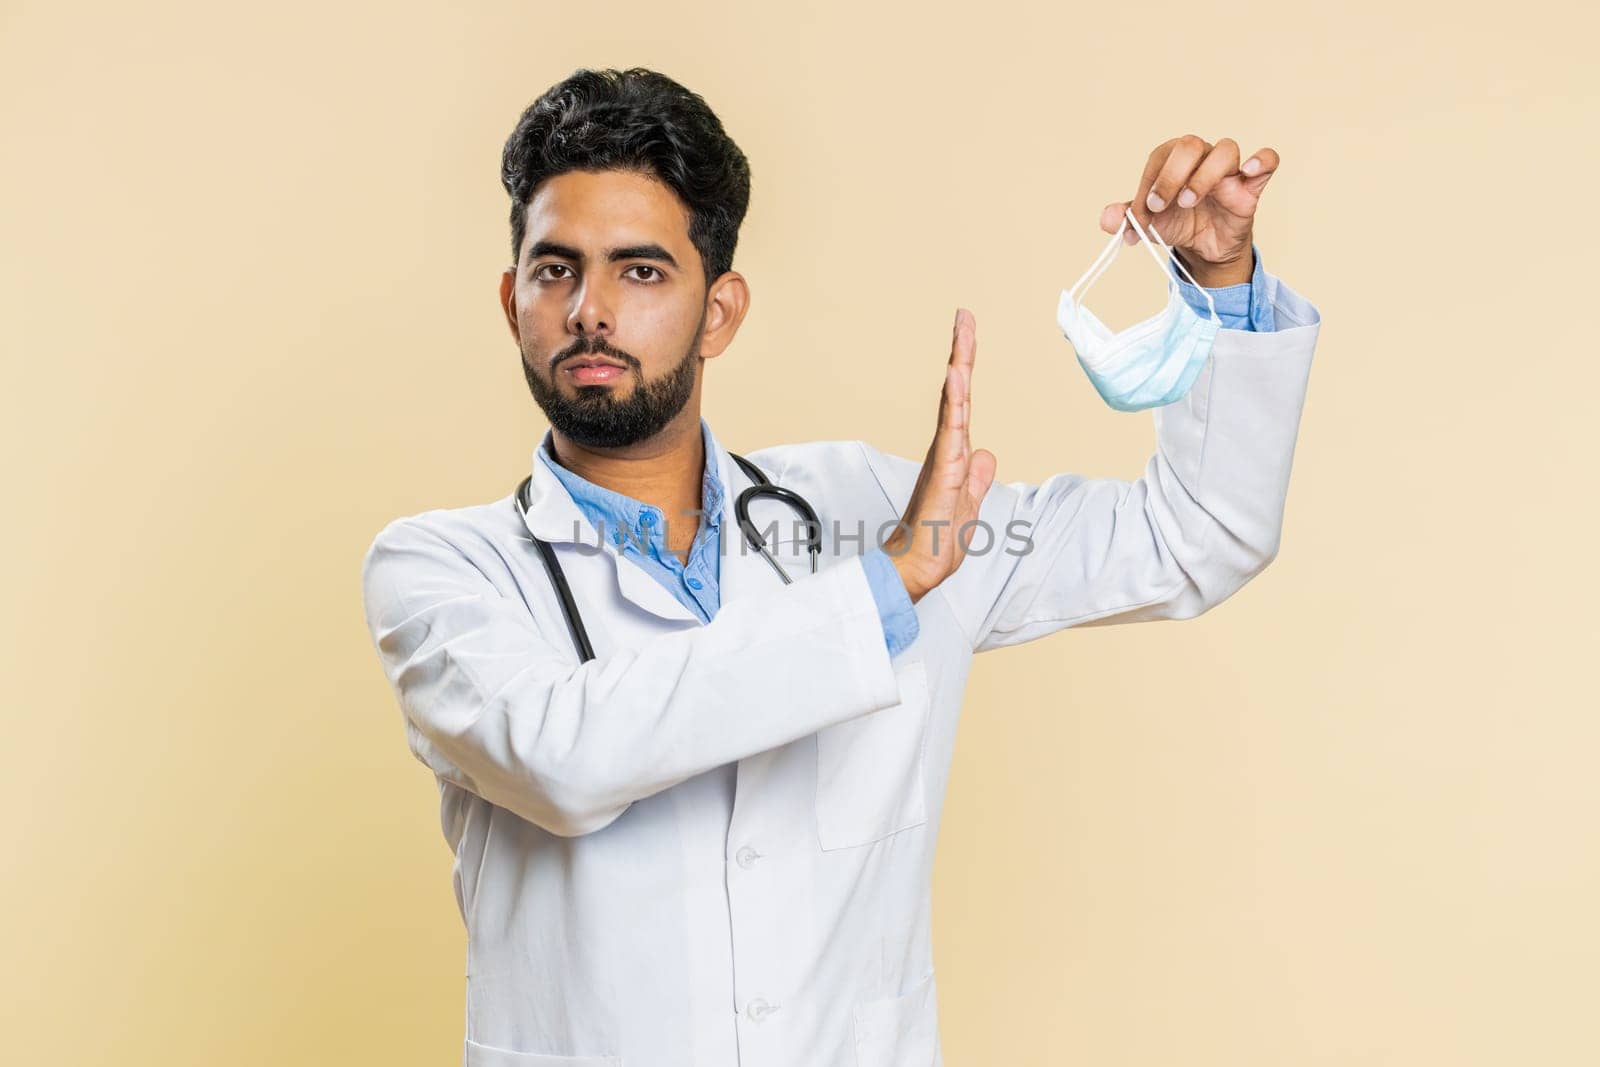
626, 265, 665, 282
534, 263, 574, 282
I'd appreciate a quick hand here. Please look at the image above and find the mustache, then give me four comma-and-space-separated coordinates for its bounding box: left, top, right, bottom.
550, 337, 640, 372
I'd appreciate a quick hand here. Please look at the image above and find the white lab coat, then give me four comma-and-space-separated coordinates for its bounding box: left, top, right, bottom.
360, 274, 1322, 1067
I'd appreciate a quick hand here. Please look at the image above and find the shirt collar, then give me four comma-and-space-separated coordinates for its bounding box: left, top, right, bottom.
533, 417, 725, 552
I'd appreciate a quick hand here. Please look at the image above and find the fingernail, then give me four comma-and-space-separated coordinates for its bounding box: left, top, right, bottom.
1146, 191, 1165, 212
1176, 187, 1197, 209
1123, 228, 1138, 245
1242, 157, 1261, 175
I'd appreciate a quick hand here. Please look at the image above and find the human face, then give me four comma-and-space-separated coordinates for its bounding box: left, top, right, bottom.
500, 169, 712, 449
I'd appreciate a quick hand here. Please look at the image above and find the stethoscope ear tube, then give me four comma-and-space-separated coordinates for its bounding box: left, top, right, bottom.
734, 482, 821, 585
517, 474, 597, 662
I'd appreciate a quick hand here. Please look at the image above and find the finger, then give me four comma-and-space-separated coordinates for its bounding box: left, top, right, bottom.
1143, 134, 1210, 217
1239, 146, 1281, 196
953, 308, 966, 447
933, 363, 960, 449
1176, 137, 1239, 209
947, 308, 975, 451
939, 365, 967, 465
1103, 200, 1143, 247
938, 308, 959, 429
948, 307, 975, 384
1100, 200, 1131, 234
1130, 138, 1178, 235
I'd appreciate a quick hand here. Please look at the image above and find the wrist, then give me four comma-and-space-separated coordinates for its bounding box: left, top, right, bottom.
884, 543, 926, 605
1176, 244, 1253, 288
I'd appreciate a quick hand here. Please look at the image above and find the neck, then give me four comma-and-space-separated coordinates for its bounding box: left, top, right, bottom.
546, 410, 709, 556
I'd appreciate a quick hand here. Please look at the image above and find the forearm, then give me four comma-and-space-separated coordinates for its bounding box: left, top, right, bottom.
884, 271, 1322, 651
363, 521, 904, 836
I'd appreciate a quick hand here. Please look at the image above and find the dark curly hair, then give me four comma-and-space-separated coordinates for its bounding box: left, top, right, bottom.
500, 68, 752, 286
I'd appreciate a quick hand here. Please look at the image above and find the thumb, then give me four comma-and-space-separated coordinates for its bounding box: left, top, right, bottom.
1241, 168, 1274, 199
958, 449, 997, 552
965, 448, 997, 507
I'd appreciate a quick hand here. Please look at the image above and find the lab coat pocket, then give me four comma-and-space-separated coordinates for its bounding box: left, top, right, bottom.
463, 1037, 622, 1066
815, 658, 930, 851
852, 967, 939, 1067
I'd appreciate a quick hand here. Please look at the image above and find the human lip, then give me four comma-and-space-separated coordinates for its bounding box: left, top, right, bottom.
562, 356, 629, 384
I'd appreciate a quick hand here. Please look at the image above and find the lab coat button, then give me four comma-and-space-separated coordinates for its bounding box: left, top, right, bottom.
735, 846, 761, 869
746, 997, 779, 1022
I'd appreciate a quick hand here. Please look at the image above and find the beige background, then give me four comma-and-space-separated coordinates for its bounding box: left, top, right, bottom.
4, 0, 1595, 1063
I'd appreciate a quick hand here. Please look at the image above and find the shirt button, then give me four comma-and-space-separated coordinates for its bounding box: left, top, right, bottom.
746, 997, 778, 1022
735, 845, 761, 869
640, 512, 655, 526
687, 577, 703, 590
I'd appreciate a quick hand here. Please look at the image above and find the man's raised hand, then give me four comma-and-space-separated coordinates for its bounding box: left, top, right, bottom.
882, 308, 998, 604
1099, 134, 1279, 287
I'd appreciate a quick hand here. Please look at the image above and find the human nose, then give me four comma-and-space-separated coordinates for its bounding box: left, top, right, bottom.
567, 276, 615, 339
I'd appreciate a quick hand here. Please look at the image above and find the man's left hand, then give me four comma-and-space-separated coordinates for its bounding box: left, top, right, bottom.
1099, 135, 1279, 287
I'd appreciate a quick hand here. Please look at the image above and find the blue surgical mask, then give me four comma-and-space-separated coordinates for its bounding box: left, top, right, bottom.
1056, 208, 1221, 412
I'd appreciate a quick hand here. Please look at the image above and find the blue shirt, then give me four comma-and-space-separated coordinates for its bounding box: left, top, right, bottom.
536, 244, 1277, 659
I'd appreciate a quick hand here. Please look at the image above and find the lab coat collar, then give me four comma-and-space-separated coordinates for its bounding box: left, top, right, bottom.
516, 420, 770, 625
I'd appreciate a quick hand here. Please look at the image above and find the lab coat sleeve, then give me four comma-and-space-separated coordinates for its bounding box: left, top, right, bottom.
360, 517, 904, 837
862, 272, 1322, 654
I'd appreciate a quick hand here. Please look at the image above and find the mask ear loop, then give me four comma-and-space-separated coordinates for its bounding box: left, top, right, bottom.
1124, 208, 1220, 324
1066, 213, 1130, 304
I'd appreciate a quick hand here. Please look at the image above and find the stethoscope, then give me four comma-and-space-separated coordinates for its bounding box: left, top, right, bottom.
513, 451, 823, 663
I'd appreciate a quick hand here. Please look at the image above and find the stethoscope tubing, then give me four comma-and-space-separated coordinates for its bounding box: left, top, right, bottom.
514, 451, 822, 662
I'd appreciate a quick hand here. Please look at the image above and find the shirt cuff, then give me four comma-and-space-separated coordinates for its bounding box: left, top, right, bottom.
1173, 242, 1278, 333
859, 547, 920, 657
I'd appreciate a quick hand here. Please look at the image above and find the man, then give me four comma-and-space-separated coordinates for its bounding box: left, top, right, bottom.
361, 66, 1321, 1067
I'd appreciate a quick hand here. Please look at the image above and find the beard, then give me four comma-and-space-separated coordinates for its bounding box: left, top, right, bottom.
521, 306, 706, 449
